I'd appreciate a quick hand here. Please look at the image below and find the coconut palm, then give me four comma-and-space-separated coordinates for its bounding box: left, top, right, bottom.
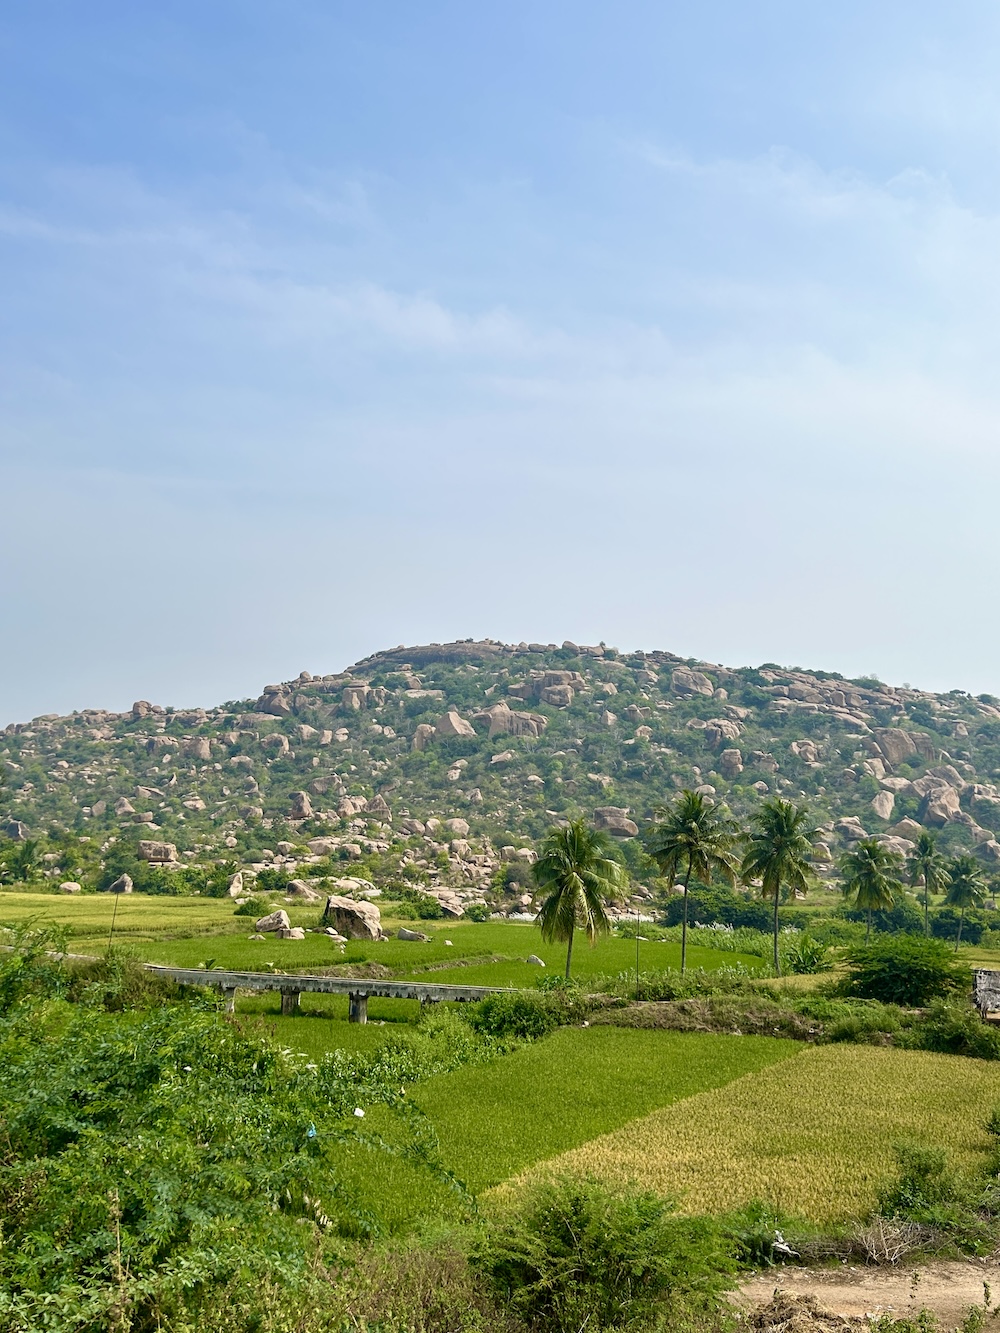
532, 820, 628, 980
907, 830, 948, 937
839, 838, 904, 942
741, 799, 817, 976
945, 853, 987, 951
642, 790, 740, 974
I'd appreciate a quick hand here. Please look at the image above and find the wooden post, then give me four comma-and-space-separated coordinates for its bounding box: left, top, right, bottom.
222, 986, 237, 1014
348, 992, 368, 1024
280, 989, 301, 1016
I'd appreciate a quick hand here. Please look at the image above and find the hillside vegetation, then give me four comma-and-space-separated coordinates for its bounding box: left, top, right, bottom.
5, 638, 1000, 919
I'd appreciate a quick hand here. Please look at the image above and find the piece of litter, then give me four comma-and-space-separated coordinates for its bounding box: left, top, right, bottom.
353, 1107, 365, 1118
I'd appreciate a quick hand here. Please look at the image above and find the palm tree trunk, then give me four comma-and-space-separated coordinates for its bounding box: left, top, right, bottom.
565, 926, 574, 980
866, 908, 872, 943
956, 909, 964, 953
681, 858, 693, 975
772, 879, 781, 976
924, 878, 930, 937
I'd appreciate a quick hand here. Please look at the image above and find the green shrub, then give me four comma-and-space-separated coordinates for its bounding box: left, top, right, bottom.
783, 934, 831, 974
464, 901, 491, 922
931, 906, 988, 945
841, 894, 925, 937
467, 991, 557, 1041
472, 1176, 734, 1332
907, 1000, 1000, 1060
234, 894, 270, 917
842, 936, 970, 1006
254, 866, 292, 894
661, 885, 771, 931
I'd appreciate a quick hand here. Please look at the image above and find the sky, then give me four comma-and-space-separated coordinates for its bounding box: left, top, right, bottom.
4, 1, 1000, 724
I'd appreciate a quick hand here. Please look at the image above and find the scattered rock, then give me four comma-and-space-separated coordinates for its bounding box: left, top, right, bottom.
288, 791, 313, 820
104, 873, 134, 894
445, 818, 470, 836
59, 881, 82, 893
255, 910, 291, 932
322, 895, 384, 940
137, 840, 178, 863
870, 790, 895, 821
593, 807, 639, 837
227, 872, 244, 897
412, 723, 436, 751
278, 927, 306, 940
398, 927, 430, 942
671, 667, 714, 696
719, 748, 743, 778
526, 954, 546, 966
436, 710, 476, 738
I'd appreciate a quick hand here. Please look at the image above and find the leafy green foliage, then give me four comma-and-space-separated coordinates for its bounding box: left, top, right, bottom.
467, 991, 557, 1041
471, 1176, 734, 1332
842, 936, 970, 1006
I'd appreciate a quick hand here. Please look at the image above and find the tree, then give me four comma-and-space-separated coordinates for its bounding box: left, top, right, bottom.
945, 853, 987, 951
642, 791, 740, 974
533, 820, 628, 980
740, 799, 816, 975
839, 839, 904, 942
908, 830, 947, 937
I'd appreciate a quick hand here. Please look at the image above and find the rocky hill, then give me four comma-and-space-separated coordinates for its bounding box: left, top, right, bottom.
5, 638, 1000, 911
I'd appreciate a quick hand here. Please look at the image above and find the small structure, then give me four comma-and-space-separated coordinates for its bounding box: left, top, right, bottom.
973, 970, 1000, 1021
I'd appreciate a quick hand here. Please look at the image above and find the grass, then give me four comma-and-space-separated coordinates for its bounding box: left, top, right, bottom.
509, 1044, 1000, 1223
408, 1028, 800, 1193
0, 890, 242, 939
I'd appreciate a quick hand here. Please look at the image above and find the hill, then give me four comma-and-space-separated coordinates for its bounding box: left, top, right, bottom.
4, 637, 1000, 912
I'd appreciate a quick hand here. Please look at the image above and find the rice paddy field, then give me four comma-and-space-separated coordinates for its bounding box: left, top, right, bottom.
8, 887, 1000, 1233
503, 1045, 1000, 1223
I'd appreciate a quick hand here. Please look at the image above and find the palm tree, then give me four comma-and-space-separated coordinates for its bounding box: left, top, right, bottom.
945, 853, 987, 951
741, 799, 816, 976
908, 830, 947, 937
839, 838, 903, 942
532, 820, 628, 980
642, 790, 739, 974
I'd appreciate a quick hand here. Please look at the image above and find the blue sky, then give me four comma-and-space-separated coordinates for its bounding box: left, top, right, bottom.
3, 2, 1000, 723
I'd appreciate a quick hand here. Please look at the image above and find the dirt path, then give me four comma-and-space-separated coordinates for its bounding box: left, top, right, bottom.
736, 1260, 1000, 1327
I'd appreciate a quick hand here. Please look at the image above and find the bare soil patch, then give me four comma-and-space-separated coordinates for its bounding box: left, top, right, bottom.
736, 1260, 1000, 1329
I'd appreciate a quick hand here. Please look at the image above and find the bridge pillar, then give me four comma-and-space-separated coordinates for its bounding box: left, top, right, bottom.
222, 986, 237, 1014
348, 992, 368, 1024
280, 990, 301, 1016
420, 996, 439, 1012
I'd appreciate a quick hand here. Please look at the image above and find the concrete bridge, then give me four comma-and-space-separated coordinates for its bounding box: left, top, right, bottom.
145, 965, 515, 1022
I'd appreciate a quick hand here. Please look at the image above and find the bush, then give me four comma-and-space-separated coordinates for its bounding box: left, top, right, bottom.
467, 991, 557, 1041
842, 894, 925, 937
254, 866, 291, 894
783, 934, 831, 975
907, 1000, 1000, 1061
661, 885, 771, 931
464, 901, 491, 922
472, 1176, 734, 1332
842, 936, 970, 1007
931, 906, 988, 945
234, 894, 270, 918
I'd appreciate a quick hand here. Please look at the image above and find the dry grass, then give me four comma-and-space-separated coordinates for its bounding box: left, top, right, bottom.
503, 1045, 1000, 1223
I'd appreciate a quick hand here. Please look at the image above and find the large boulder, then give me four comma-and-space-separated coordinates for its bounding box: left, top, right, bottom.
593, 806, 639, 837
187, 737, 212, 761
719, 748, 743, 778
540, 684, 574, 707
412, 723, 436, 751
890, 817, 925, 840
919, 786, 962, 825
398, 927, 430, 942
278, 927, 306, 940
322, 894, 383, 941
227, 871, 244, 898
287, 879, 322, 902
114, 797, 135, 816
364, 794, 392, 821
705, 718, 742, 746
2, 819, 29, 841
59, 881, 82, 893
307, 837, 340, 856
138, 840, 178, 863
288, 791, 313, 820
104, 873, 134, 894
834, 817, 868, 841
444, 818, 470, 836
255, 910, 291, 933
871, 791, 895, 821
671, 667, 714, 696
436, 710, 476, 738
789, 739, 820, 763
873, 728, 918, 767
